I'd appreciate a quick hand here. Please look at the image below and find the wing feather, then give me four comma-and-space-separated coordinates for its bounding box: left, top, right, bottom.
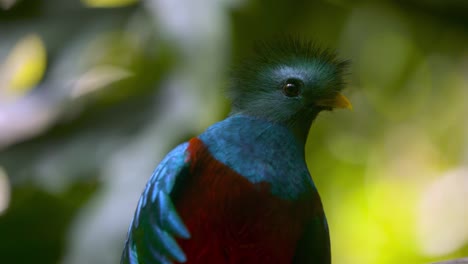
122, 142, 191, 264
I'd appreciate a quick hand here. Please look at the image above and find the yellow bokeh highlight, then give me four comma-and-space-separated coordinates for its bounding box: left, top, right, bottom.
81, 0, 139, 8
4, 34, 47, 95
331, 190, 387, 264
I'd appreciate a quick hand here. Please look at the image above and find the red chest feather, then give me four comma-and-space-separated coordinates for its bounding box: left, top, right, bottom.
174, 138, 320, 264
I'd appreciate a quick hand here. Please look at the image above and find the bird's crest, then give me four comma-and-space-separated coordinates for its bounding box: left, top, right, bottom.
228, 36, 349, 106
252, 36, 347, 69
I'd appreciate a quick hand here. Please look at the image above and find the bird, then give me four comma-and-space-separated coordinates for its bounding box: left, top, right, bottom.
121, 37, 351, 264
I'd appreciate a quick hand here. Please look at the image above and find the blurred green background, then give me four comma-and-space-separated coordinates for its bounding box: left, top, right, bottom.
0, 0, 467, 263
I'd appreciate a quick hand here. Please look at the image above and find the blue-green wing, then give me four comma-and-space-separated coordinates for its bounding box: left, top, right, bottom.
122, 142, 191, 264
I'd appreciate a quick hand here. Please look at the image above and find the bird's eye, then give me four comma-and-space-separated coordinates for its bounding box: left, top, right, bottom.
282, 78, 303, 97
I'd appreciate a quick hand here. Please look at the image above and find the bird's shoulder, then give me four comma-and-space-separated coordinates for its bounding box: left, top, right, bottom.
197, 115, 316, 200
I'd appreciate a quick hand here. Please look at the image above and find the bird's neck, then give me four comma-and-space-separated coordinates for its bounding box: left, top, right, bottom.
235, 113, 309, 156
224, 112, 317, 154
286, 112, 317, 147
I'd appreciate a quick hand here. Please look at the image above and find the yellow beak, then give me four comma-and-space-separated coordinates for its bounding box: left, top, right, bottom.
315, 93, 353, 110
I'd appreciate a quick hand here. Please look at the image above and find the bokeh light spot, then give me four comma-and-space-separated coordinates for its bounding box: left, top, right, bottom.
0, 0, 17, 10
0, 166, 10, 215
82, 0, 139, 8
417, 168, 468, 256
331, 190, 387, 264
70, 65, 133, 98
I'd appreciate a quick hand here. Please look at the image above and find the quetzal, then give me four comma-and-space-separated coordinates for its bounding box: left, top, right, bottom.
121, 37, 351, 264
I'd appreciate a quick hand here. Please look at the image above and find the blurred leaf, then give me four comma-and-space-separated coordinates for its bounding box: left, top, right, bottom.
1, 34, 46, 97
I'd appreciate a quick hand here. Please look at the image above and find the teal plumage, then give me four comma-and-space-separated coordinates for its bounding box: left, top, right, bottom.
122, 37, 351, 264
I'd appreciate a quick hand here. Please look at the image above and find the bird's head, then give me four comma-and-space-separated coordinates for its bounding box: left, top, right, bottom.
229, 37, 351, 143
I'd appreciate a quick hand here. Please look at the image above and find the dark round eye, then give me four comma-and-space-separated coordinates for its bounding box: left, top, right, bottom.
282, 78, 303, 97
